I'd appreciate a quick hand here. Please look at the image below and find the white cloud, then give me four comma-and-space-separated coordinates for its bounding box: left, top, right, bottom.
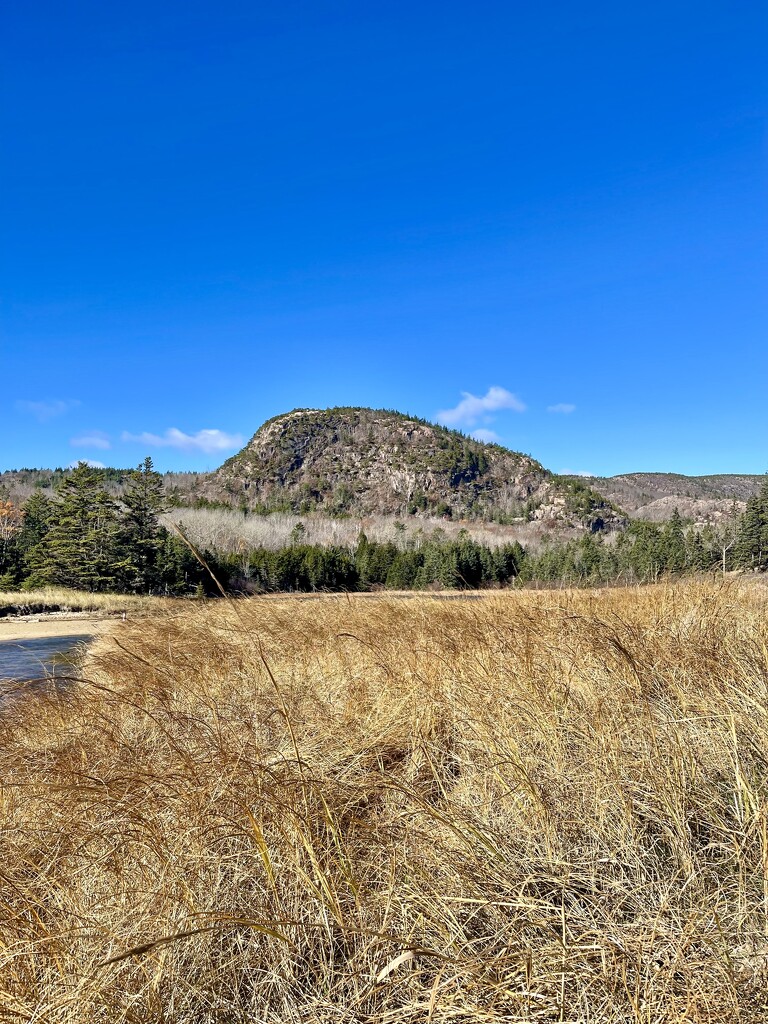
121, 427, 244, 454
436, 386, 526, 428
68, 459, 106, 469
71, 431, 111, 450
16, 398, 80, 421
547, 403, 576, 415
471, 428, 501, 443
560, 469, 595, 478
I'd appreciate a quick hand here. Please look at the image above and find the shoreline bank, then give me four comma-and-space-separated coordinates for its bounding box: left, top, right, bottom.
0, 614, 117, 642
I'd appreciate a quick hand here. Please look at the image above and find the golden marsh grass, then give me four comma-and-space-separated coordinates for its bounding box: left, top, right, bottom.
0, 587, 167, 617
2, 581, 768, 1021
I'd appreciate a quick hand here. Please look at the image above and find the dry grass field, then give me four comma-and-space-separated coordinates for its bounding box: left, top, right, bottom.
2, 580, 768, 1021
0, 587, 165, 618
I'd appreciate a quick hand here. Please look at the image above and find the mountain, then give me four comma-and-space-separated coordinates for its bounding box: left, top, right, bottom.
3, 418, 760, 532
582, 472, 763, 524
204, 407, 621, 529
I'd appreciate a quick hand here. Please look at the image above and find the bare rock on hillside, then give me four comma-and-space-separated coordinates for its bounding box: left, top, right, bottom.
585, 472, 762, 518
632, 495, 745, 526
204, 407, 622, 530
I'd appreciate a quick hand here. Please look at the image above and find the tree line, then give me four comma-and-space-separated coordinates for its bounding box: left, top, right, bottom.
221, 511, 741, 592
0, 460, 212, 594
2, 466, 768, 594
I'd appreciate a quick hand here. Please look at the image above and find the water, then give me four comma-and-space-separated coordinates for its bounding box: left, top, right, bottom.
0, 635, 90, 694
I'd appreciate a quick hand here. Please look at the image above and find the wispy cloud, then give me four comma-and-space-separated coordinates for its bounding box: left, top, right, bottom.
16, 398, 80, 422
71, 431, 111, 450
121, 427, 244, 454
560, 468, 595, 478
471, 428, 501, 443
68, 459, 106, 469
437, 387, 526, 428
547, 403, 576, 415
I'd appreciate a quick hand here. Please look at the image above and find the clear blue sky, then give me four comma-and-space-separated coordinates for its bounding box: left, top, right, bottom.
2, 1, 766, 475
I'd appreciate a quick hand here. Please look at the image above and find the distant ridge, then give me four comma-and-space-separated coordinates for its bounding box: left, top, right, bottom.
583, 471, 764, 524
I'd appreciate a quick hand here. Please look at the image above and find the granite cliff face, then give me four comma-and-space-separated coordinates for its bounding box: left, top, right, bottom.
205, 407, 620, 529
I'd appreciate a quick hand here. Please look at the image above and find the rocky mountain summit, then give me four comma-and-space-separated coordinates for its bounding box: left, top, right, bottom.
204, 407, 620, 529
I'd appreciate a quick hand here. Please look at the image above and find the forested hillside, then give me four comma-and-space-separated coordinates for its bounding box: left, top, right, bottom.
205, 407, 620, 528
2, 407, 768, 595
3, 462, 768, 593
584, 471, 763, 523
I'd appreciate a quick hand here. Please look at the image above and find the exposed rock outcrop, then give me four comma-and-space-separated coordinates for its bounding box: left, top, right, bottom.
204, 407, 622, 529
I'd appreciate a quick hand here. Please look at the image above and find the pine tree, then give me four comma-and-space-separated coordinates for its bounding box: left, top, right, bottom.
575, 532, 601, 579
385, 550, 421, 589
19, 492, 55, 555
735, 478, 768, 570
155, 531, 209, 595
416, 542, 458, 589
758, 478, 768, 569
620, 521, 664, 581
25, 463, 122, 591
735, 495, 765, 569
120, 457, 168, 593
355, 531, 372, 587
687, 530, 709, 571
455, 538, 484, 588
662, 508, 687, 573
493, 542, 524, 583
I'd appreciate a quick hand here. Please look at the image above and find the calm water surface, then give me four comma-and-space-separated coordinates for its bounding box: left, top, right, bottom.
0, 635, 90, 693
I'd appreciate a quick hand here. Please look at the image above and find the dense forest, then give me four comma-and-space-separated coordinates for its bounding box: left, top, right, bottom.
2, 462, 768, 594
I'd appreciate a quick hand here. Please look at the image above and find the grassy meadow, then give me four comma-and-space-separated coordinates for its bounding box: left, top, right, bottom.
2, 580, 768, 1021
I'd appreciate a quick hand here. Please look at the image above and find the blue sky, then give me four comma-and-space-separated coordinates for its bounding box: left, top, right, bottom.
2, 1, 766, 476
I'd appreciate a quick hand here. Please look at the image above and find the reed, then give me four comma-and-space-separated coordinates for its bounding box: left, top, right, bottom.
2, 579, 768, 1021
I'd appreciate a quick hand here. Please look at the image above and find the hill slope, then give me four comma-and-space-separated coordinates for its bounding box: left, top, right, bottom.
205, 407, 620, 528
583, 472, 763, 524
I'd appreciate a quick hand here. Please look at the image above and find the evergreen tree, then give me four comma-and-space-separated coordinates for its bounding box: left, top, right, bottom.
735, 494, 765, 568
618, 521, 665, 582
493, 542, 525, 582
734, 478, 768, 570
364, 542, 398, 586
758, 479, 768, 567
120, 457, 168, 592
687, 530, 709, 571
25, 463, 122, 591
416, 542, 459, 589
662, 508, 687, 573
385, 550, 422, 589
354, 531, 372, 586
156, 531, 217, 594
19, 492, 55, 555
289, 521, 306, 545
574, 532, 601, 579
452, 537, 482, 588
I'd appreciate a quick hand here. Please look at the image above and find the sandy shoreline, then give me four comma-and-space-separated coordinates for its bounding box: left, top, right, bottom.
0, 615, 116, 642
